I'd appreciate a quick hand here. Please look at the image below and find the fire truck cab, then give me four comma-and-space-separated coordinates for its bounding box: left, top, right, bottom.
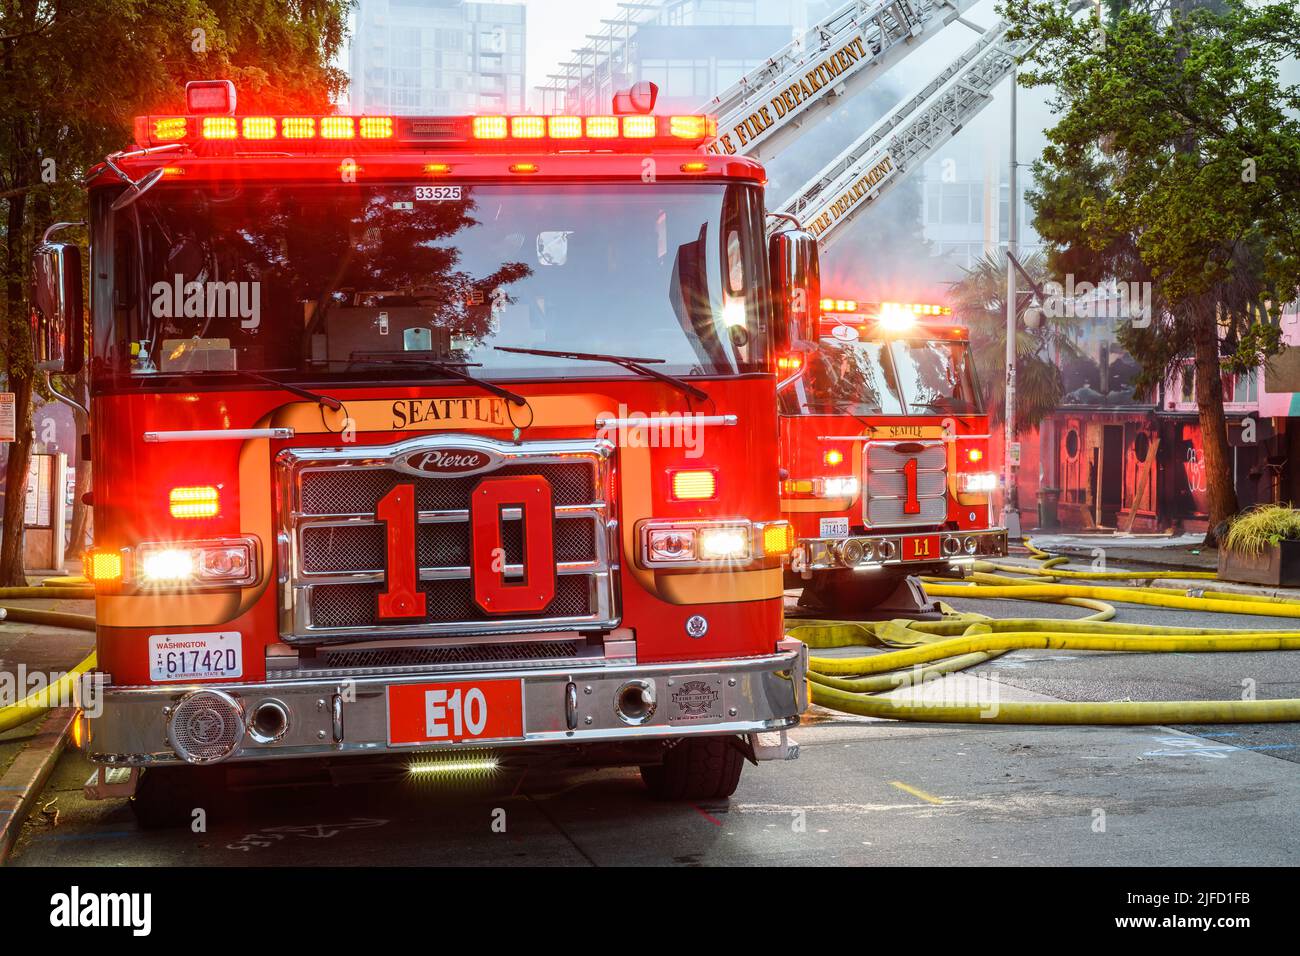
779, 298, 1008, 613
31, 81, 813, 811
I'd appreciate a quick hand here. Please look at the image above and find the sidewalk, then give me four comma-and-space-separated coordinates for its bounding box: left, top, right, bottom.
1004, 533, 1300, 600
1022, 532, 1216, 572
0, 590, 94, 861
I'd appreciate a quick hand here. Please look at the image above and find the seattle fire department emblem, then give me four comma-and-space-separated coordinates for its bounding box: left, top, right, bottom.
671, 680, 721, 721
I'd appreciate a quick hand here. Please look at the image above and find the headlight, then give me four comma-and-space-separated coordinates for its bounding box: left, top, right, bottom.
960, 472, 998, 493
818, 476, 860, 498
140, 548, 195, 582
699, 526, 751, 561
135, 537, 258, 588
639, 520, 756, 568
647, 528, 698, 563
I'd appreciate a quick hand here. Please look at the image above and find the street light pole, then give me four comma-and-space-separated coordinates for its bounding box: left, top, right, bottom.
1003, 64, 1021, 538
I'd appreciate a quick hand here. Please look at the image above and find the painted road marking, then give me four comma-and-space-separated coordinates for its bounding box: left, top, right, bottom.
889, 780, 944, 805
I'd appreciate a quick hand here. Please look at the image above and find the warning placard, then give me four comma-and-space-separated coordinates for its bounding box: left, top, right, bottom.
0, 392, 14, 443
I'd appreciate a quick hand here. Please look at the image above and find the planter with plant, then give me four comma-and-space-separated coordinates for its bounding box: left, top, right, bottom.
1219, 505, 1300, 587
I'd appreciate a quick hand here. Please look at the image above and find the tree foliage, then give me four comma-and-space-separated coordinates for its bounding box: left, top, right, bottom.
1001, 0, 1300, 542
948, 250, 1082, 431
0, 0, 350, 583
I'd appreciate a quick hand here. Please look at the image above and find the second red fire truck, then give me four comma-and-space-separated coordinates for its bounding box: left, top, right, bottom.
778, 298, 1007, 614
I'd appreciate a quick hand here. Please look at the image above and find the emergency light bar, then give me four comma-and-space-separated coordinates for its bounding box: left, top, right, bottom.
820, 298, 952, 316
133, 112, 717, 152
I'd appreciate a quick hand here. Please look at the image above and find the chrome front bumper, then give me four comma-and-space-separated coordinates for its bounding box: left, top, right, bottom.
87, 640, 808, 767
797, 528, 1007, 571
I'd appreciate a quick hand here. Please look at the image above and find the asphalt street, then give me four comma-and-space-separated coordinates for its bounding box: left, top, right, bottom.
8, 575, 1300, 866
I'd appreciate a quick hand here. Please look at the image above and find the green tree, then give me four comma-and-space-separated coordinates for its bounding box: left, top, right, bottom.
1003, 0, 1300, 544
0, 0, 349, 584
948, 250, 1082, 430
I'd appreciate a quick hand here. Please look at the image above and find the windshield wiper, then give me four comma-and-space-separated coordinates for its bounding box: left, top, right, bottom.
494, 346, 709, 402
229, 369, 343, 411
344, 355, 527, 407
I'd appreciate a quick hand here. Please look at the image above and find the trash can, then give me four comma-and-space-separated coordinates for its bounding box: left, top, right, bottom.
1037, 487, 1061, 530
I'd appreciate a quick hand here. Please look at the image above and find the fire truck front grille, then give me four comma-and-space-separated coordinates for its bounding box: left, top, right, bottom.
299, 517, 599, 573
315, 640, 582, 670
277, 436, 618, 643
863, 441, 948, 528
309, 575, 594, 630
301, 462, 596, 515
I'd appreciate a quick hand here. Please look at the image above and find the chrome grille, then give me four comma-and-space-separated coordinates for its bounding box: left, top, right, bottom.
278, 435, 618, 642
316, 640, 582, 669
863, 440, 947, 528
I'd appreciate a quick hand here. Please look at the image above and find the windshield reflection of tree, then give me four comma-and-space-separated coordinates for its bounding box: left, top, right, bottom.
895, 340, 978, 413
805, 342, 901, 414
161, 187, 530, 367
287, 189, 529, 362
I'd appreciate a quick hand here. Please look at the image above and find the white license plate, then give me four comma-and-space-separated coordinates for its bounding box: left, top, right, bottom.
820, 517, 850, 538
148, 632, 243, 681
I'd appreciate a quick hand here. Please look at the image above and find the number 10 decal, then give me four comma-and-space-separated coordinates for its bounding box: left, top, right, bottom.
376, 475, 556, 620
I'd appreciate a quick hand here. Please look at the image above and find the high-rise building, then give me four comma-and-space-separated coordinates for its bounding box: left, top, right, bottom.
540, 0, 808, 114
350, 0, 527, 115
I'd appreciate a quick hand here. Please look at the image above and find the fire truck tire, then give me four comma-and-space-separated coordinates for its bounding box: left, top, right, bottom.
130, 765, 229, 829
639, 735, 744, 800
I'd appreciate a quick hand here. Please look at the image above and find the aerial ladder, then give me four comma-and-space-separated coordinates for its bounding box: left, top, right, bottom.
702, 0, 982, 162
776, 1, 1093, 248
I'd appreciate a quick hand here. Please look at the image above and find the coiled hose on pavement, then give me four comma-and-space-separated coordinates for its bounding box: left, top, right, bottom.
0, 583, 96, 734
791, 538, 1300, 725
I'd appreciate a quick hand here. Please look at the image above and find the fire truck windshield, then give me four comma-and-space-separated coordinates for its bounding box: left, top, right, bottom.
91, 181, 770, 386
781, 336, 981, 417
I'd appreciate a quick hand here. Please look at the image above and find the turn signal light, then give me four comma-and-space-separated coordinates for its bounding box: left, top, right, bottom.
761, 522, 795, 556
967, 448, 984, 463
169, 485, 220, 519
824, 449, 845, 466
84, 549, 123, 583
670, 469, 717, 501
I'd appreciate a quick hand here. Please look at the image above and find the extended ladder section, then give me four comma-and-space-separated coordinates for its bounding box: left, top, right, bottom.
776, 17, 1026, 248
702, 0, 980, 162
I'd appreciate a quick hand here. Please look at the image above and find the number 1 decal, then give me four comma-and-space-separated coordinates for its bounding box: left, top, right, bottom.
902, 457, 921, 514
471, 475, 556, 615
377, 483, 426, 619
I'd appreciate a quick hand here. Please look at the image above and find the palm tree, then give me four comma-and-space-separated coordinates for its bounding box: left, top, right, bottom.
948, 251, 1082, 431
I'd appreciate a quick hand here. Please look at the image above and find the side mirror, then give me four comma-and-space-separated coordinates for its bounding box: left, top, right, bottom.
769, 227, 821, 353
32, 241, 84, 375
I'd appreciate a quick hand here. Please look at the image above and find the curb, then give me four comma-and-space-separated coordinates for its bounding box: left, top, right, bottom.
0, 707, 77, 866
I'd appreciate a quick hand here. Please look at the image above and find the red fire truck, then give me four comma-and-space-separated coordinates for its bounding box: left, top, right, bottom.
31, 81, 813, 811
778, 298, 1007, 613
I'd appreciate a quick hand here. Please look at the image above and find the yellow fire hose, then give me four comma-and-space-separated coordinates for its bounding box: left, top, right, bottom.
792, 537, 1300, 725
0, 588, 97, 734
7, 541, 1300, 733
